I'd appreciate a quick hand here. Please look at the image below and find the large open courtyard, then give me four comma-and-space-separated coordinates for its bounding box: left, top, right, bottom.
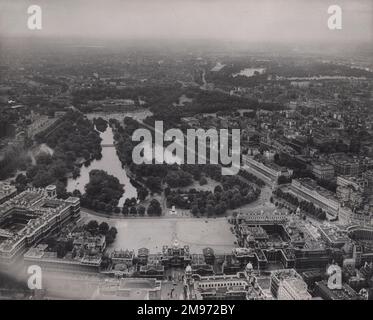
80, 213, 237, 254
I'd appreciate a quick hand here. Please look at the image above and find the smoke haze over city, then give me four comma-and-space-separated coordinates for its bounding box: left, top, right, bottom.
0, 0, 372, 45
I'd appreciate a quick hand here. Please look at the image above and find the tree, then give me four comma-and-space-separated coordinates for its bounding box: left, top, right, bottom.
199, 176, 208, 186
138, 205, 146, 215
106, 227, 118, 244
106, 233, 115, 245
113, 207, 121, 214
164, 187, 171, 197
146, 176, 162, 193
72, 189, 82, 198
108, 226, 118, 237
130, 206, 137, 215
56, 181, 69, 199
165, 170, 193, 188
86, 220, 99, 234
99, 222, 110, 235
83, 170, 124, 210
93, 117, 108, 132
138, 188, 149, 201
129, 197, 137, 206
191, 205, 199, 215
15, 173, 28, 192
206, 204, 214, 217
36, 153, 53, 166
56, 242, 67, 258
32, 170, 54, 188
215, 203, 225, 215
15, 173, 28, 185
122, 205, 129, 215
147, 199, 162, 216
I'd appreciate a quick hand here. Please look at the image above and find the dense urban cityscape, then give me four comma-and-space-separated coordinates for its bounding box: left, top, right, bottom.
0, 0, 373, 302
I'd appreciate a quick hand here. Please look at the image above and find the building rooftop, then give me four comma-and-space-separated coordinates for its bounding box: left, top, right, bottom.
0, 187, 79, 256
0, 183, 17, 202
318, 225, 350, 245
316, 280, 360, 300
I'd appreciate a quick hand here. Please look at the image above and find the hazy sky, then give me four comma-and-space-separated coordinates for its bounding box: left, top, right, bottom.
0, 0, 372, 44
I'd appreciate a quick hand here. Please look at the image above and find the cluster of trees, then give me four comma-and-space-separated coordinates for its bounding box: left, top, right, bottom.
43, 221, 119, 258
129, 164, 203, 193
0, 109, 17, 139
141, 176, 162, 193
110, 118, 169, 195
129, 163, 168, 194
72, 85, 184, 111
166, 179, 260, 217
165, 170, 193, 188
173, 90, 259, 116
273, 189, 326, 220
38, 111, 102, 158
72, 87, 142, 108
110, 117, 266, 212
238, 169, 265, 187
147, 199, 162, 216
24, 111, 102, 196
199, 176, 208, 185
26, 153, 69, 187
122, 204, 146, 216
137, 186, 149, 201
81, 170, 124, 211
122, 197, 140, 215
180, 164, 222, 181
181, 165, 264, 192
110, 118, 168, 195
0, 145, 30, 180
111, 117, 142, 166
85, 220, 118, 245
13, 173, 29, 192
121, 198, 162, 216
93, 117, 108, 132
217, 173, 257, 191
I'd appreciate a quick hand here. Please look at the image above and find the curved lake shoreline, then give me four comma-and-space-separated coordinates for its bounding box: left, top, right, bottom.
66, 125, 137, 206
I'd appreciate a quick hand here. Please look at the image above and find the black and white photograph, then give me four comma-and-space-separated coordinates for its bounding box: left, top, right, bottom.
0, 0, 373, 304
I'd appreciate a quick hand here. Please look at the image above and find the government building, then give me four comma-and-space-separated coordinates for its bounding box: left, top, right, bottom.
0, 185, 80, 267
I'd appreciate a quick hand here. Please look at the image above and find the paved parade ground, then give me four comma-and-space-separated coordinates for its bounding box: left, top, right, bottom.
80, 213, 237, 254
111, 217, 236, 254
